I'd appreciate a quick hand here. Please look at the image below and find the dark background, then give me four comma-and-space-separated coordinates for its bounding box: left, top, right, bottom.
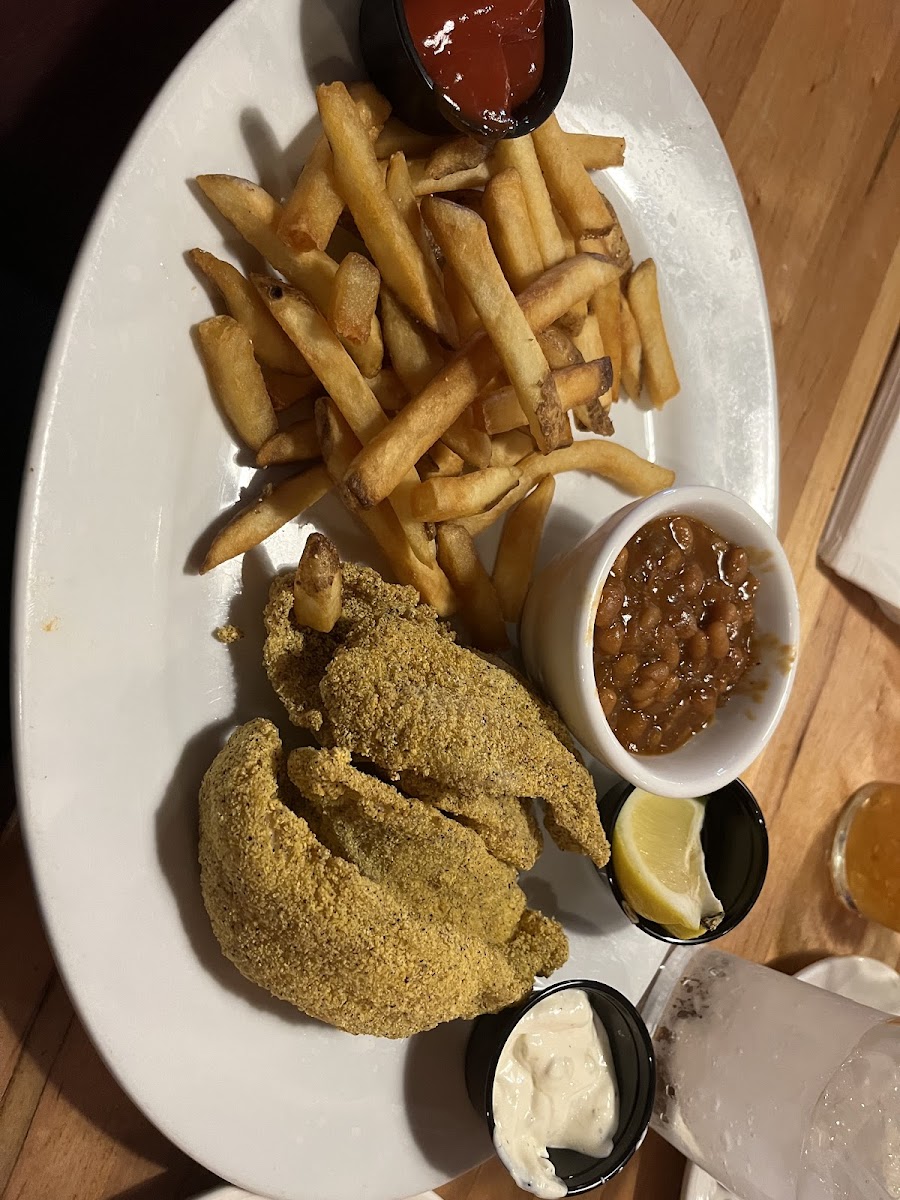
1, 0, 236, 828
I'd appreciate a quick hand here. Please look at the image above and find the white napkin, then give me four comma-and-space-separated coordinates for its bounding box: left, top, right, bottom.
819, 339, 900, 624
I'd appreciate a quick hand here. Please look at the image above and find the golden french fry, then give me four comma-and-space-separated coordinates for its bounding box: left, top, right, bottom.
459, 441, 675, 538
436, 524, 508, 652
279, 83, 391, 252
410, 466, 520, 522
374, 120, 443, 160
492, 135, 565, 269
200, 464, 332, 573
536, 326, 584, 369
256, 277, 434, 564
408, 161, 493, 196
619, 292, 643, 400
316, 82, 457, 346
492, 475, 555, 622
443, 263, 482, 341
344, 253, 622, 508
420, 441, 465, 478
532, 115, 615, 239
627, 259, 680, 407
477, 360, 613, 435
442, 417, 493, 469
592, 280, 622, 401
567, 132, 626, 170
380, 288, 445, 393
491, 430, 536, 468
256, 418, 319, 466
482, 169, 544, 294
425, 137, 489, 180
385, 152, 442, 281
555, 210, 577, 258
329, 252, 381, 345
197, 316, 278, 452
190, 250, 309, 376
368, 368, 408, 412
195, 175, 383, 376
423, 197, 570, 454
315, 400, 456, 615
293, 532, 342, 632
571, 310, 611, 433
261, 368, 322, 414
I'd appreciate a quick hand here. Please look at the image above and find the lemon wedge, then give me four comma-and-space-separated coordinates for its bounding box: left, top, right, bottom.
611, 789, 724, 939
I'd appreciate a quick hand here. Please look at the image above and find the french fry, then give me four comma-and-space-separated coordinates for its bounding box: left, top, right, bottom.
200, 464, 332, 573
423, 197, 570, 453
421, 441, 465, 477
279, 83, 391, 253
408, 161, 493, 196
293, 532, 342, 632
316, 82, 457, 346
477, 360, 613, 435
442, 417, 493, 469
256, 277, 434, 564
436, 524, 508, 651
425, 137, 490, 180
368, 368, 408, 412
381, 288, 445, 393
410, 467, 520, 522
316, 400, 456, 616
261, 368, 321, 414
567, 132, 626, 170
345, 253, 622, 508
491, 430, 536, 468
196, 316, 278, 452
374, 120, 443, 160
482, 169, 544, 293
571, 311, 612, 433
592, 280, 622, 401
329, 252, 381, 345
256, 418, 319, 466
492, 135, 566, 270
627, 259, 680, 406
443, 263, 483, 341
555, 210, 577, 259
385, 152, 442, 281
376, 123, 625, 170
619, 293, 643, 400
532, 115, 615, 240
195, 175, 383, 376
536, 326, 583, 369
190, 250, 309, 376
458, 441, 675, 538
492, 476, 555, 622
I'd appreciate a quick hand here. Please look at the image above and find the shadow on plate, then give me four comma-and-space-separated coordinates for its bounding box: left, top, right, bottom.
156, 548, 315, 1024
298, 0, 360, 91
404, 1021, 492, 1178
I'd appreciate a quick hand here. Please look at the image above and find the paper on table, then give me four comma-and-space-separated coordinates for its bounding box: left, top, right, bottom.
819, 338, 900, 624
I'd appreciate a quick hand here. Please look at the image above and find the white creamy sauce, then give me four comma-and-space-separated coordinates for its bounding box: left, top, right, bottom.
491, 988, 619, 1199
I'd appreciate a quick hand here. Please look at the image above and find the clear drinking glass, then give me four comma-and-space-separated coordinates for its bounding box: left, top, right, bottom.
831, 781, 900, 932
641, 947, 900, 1200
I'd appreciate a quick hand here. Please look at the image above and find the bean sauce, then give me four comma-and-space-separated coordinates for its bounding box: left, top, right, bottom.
593, 514, 759, 754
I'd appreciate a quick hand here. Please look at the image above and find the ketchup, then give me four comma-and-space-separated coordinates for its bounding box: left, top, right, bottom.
404, 0, 545, 133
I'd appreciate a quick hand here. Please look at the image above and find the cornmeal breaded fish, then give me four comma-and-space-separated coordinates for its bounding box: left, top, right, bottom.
320, 618, 610, 868
200, 720, 567, 1037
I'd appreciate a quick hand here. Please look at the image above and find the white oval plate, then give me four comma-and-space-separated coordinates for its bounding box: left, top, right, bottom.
14, 0, 776, 1198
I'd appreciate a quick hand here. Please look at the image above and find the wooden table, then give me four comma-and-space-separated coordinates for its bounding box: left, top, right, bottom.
2, 0, 899, 1196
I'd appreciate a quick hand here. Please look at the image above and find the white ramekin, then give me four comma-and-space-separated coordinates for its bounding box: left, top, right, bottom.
520, 486, 800, 798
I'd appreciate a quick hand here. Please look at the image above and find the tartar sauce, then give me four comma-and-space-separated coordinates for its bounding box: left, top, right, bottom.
491, 989, 619, 1200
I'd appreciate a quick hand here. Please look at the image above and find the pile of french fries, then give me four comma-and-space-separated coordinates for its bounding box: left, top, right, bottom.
191, 80, 680, 650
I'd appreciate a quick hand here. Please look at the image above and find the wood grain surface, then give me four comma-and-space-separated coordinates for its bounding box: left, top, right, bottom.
2, 1, 899, 1197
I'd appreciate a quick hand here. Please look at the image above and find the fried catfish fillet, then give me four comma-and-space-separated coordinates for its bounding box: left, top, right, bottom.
199, 720, 567, 1038
319, 618, 610, 868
